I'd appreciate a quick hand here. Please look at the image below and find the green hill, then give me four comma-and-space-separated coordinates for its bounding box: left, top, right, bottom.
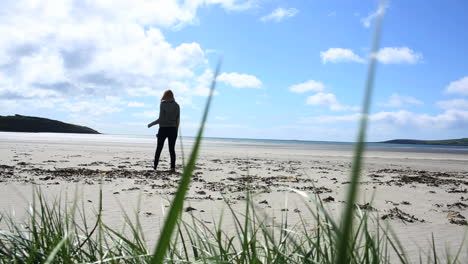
0, 115, 100, 134
381, 138, 468, 146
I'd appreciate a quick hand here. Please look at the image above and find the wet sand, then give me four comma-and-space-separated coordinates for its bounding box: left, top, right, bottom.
1, 133, 468, 261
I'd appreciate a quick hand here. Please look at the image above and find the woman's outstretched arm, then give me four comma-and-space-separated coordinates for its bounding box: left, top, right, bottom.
176, 105, 180, 127
148, 104, 162, 128
147, 119, 159, 128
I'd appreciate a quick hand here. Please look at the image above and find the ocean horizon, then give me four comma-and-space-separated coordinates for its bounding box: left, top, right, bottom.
1, 131, 468, 154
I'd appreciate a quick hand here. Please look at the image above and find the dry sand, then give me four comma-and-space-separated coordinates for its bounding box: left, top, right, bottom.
1, 132, 468, 261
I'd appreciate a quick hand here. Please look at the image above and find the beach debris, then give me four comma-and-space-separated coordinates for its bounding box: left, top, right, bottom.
296, 186, 332, 194
143, 212, 153, 216
234, 195, 246, 200
294, 208, 301, 213
281, 208, 289, 212
259, 200, 269, 205
381, 207, 425, 223
447, 211, 468, 225
401, 201, 411, 205
385, 200, 399, 206
186, 195, 215, 201
196, 190, 207, 195
358, 203, 377, 211
447, 202, 468, 210
378, 169, 467, 188
323, 196, 335, 203
113, 191, 120, 194
447, 188, 467, 193
84, 180, 94, 185
185, 206, 197, 212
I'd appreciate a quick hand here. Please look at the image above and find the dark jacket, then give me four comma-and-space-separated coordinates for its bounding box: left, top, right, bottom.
153, 99, 180, 127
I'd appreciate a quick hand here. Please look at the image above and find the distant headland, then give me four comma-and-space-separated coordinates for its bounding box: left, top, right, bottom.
380, 138, 468, 146
0, 115, 100, 134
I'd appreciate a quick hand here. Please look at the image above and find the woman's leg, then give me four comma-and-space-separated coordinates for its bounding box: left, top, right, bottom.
168, 127, 178, 171
154, 128, 167, 170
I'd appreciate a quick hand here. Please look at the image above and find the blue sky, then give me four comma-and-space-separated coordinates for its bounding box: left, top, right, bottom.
1, 0, 467, 141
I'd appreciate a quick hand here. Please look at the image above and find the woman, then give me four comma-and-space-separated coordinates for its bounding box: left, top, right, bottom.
147, 90, 180, 172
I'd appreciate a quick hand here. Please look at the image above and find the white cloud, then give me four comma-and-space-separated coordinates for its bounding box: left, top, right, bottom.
436, 99, 468, 110
320, 47, 422, 65
0, 11, 205, 100
302, 110, 468, 130
193, 69, 216, 96
127, 87, 164, 97
370, 110, 468, 129
361, 3, 388, 28
374, 47, 422, 64
379, 94, 423, 108
127, 101, 145, 107
61, 101, 123, 116
120, 121, 148, 126
289, 80, 325, 93
217, 72, 262, 88
205, 0, 258, 11
445, 76, 468, 95
300, 113, 361, 124
306, 92, 359, 111
0, 0, 256, 118
132, 110, 158, 119
260, 7, 298, 22
320, 48, 364, 64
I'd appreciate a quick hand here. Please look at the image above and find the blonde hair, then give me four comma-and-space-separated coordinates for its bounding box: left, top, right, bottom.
161, 89, 174, 101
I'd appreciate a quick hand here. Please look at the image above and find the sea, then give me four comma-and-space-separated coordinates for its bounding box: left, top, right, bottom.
1, 132, 468, 155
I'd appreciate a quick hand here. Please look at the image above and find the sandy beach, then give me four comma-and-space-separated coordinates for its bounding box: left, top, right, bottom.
1, 132, 468, 261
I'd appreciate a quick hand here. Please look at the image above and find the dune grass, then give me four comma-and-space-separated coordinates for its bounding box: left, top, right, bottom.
1, 184, 464, 263
0, 0, 467, 263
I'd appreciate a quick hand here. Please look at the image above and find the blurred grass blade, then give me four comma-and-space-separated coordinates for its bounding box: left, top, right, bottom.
44, 233, 69, 264
335, 0, 386, 263
150, 59, 222, 264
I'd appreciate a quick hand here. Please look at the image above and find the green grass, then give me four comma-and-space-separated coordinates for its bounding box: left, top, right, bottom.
1, 1, 467, 263
1, 185, 465, 263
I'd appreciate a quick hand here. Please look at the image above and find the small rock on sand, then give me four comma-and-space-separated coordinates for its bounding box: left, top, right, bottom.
185, 206, 197, 212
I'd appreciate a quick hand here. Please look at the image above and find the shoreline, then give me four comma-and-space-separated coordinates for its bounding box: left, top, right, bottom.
2, 132, 468, 155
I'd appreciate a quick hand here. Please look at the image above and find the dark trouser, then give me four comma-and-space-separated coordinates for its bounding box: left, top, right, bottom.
154, 126, 178, 170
